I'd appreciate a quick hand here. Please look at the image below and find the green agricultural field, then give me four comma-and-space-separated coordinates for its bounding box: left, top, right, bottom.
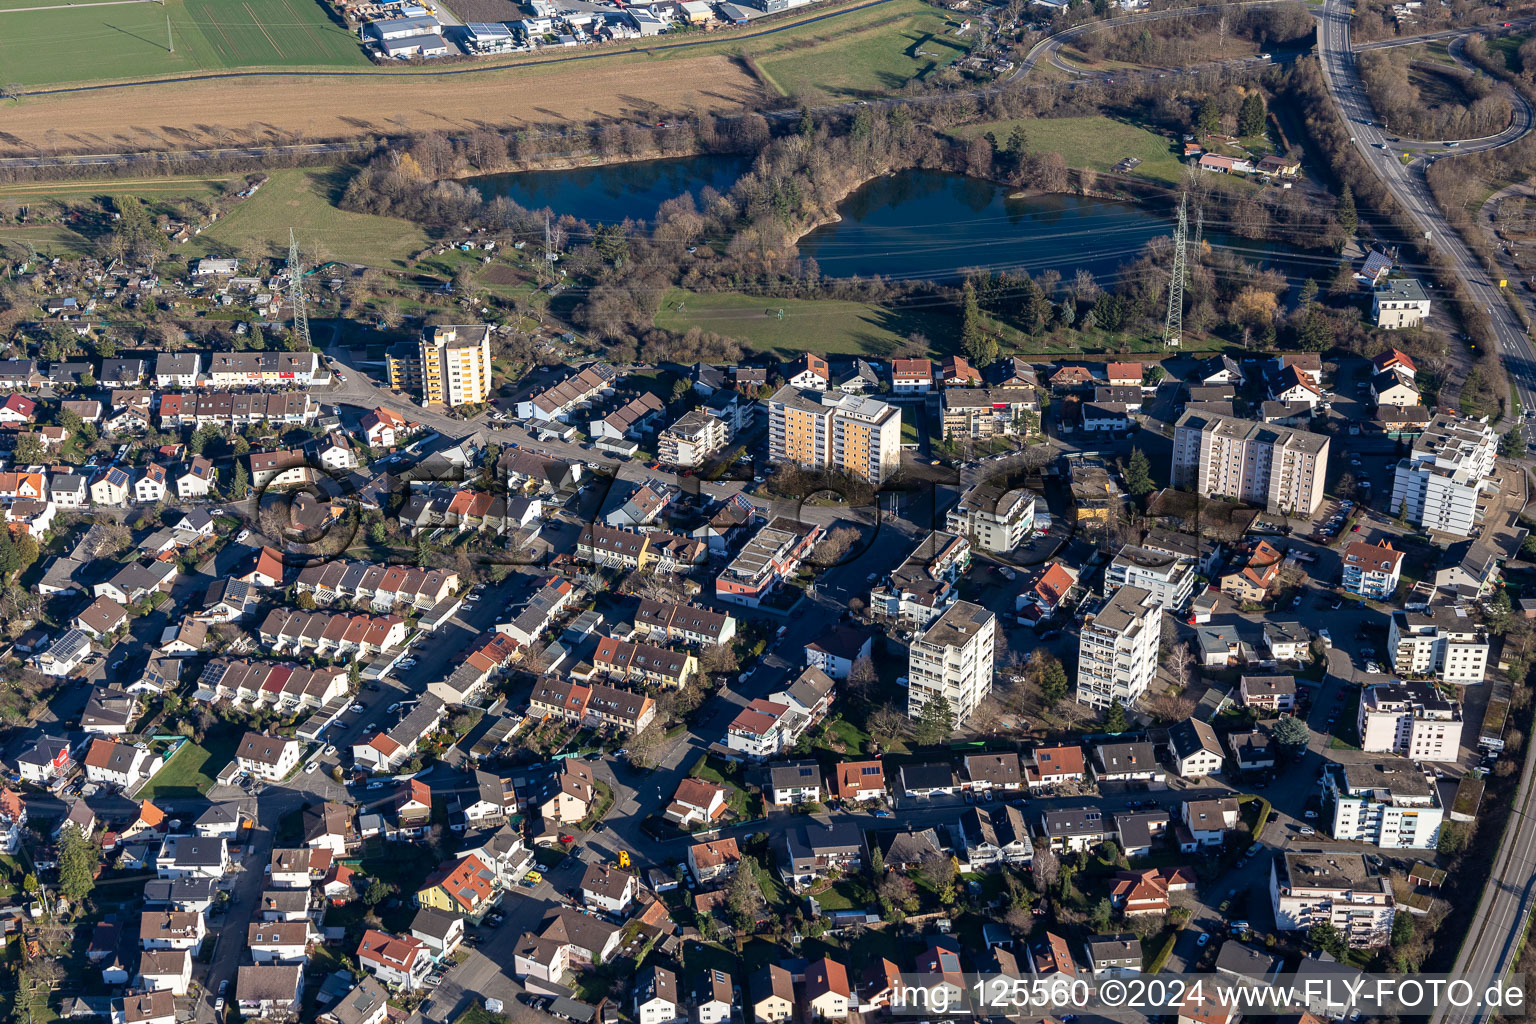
753, 0, 968, 99
956, 115, 1186, 185
0, 0, 367, 86
194, 167, 431, 267
0, 175, 236, 204
655, 287, 958, 358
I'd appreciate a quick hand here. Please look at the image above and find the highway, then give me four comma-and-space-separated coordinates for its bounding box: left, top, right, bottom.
1316, 0, 1536, 415
1314, 1, 1536, 1018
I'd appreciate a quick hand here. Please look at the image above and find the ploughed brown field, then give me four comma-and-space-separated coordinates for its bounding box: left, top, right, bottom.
0, 55, 762, 156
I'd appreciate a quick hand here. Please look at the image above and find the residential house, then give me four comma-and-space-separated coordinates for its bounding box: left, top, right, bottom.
804, 958, 851, 1020
751, 965, 795, 1024
688, 838, 741, 884
356, 930, 432, 990
777, 821, 864, 890
409, 907, 465, 963
1091, 741, 1165, 785
1085, 935, 1143, 978
664, 778, 728, 827
829, 760, 886, 804
768, 762, 822, 806
248, 920, 313, 964
1025, 745, 1086, 788
235, 732, 300, 781
416, 854, 496, 917
83, 739, 160, 790
1240, 674, 1297, 712
580, 864, 638, 915
1165, 718, 1225, 778
635, 965, 681, 1024
1182, 798, 1240, 847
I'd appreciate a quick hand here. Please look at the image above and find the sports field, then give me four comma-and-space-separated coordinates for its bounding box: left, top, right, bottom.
0, 0, 367, 86
753, 0, 967, 99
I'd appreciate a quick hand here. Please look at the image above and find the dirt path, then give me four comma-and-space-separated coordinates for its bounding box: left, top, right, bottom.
0, 55, 763, 155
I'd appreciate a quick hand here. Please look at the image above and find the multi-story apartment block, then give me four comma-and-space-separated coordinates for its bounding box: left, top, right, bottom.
869, 531, 971, 628
1358, 681, 1462, 762
1341, 539, 1404, 599
1324, 761, 1443, 849
388, 325, 492, 408
767, 386, 902, 485
906, 601, 995, 728
1388, 607, 1489, 683
1372, 278, 1430, 329
1171, 410, 1330, 515
715, 517, 822, 608
939, 387, 1038, 440
1389, 413, 1496, 537
657, 409, 731, 469
1104, 544, 1196, 615
945, 483, 1035, 553
1270, 851, 1396, 947
1075, 586, 1160, 710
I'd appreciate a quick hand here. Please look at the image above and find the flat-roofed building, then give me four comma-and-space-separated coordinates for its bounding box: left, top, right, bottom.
1076, 586, 1159, 710
906, 601, 995, 728
1270, 850, 1395, 946
767, 386, 902, 484
1324, 761, 1443, 849
1389, 413, 1496, 537
945, 482, 1035, 553
1359, 681, 1462, 762
1388, 606, 1489, 683
1105, 543, 1196, 614
1172, 410, 1330, 515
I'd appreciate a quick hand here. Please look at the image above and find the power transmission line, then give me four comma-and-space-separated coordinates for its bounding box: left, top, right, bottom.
1163, 192, 1188, 349
288, 229, 310, 351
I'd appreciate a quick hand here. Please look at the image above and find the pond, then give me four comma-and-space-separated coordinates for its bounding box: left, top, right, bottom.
797, 169, 1331, 288
469, 153, 754, 225
472, 158, 1331, 290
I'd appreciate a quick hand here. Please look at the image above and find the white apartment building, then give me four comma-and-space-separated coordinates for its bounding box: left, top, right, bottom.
1358, 681, 1462, 762
1325, 761, 1444, 850
1388, 607, 1489, 684
906, 601, 995, 728
1389, 413, 1496, 538
1171, 410, 1330, 515
657, 409, 731, 469
1270, 851, 1397, 947
869, 531, 971, 629
1104, 544, 1196, 614
1075, 585, 1160, 710
767, 386, 902, 485
1372, 278, 1431, 329
945, 483, 1035, 553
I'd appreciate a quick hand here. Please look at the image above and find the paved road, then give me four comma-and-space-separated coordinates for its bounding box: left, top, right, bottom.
1312, 0, 1536, 984
1352, 16, 1536, 52
1317, 0, 1536, 418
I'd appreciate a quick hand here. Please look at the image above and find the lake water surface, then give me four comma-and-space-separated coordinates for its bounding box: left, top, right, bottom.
470, 154, 754, 225
473, 158, 1329, 288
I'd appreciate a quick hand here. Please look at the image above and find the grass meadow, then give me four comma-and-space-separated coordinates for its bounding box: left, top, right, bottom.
0, 0, 366, 86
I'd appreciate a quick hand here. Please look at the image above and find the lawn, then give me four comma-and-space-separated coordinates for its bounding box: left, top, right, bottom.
0, 176, 237, 204
753, 0, 967, 99
955, 115, 1186, 185
1486, 33, 1527, 72
195, 167, 431, 268
135, 725, 241, 802
655, 288, 959, 359
0, 0, 367, 86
